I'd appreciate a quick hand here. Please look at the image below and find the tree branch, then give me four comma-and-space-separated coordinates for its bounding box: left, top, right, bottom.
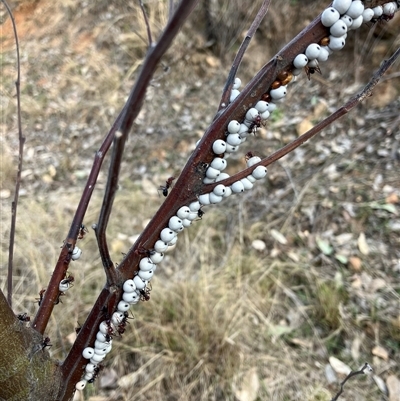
2, 0, 25, 309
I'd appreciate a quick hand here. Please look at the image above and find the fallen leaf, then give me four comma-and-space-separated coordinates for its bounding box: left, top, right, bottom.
316, 238, 333, 255
252, 239, 266, 251
373, 374, 388, 395
386, 375, 400, 401
386, 193, 399, 204
270, 229, 287, 245
325, 363, 337, 384
372, 345, 389, 361
370, 202, 398, 215
329, 356, 351, 375
335, 254, 348, 264
358, 233, 369, 255
296, 118, 314, 136
0, 189, 11, 199
234, 368, 259, 401
349, 256, 362, 272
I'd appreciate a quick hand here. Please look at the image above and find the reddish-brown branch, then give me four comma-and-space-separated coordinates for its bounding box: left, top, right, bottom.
117, 12, 329, 277
31, 110, 124, 334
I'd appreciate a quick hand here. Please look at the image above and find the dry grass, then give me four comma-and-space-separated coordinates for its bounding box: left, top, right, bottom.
1, 0, 399, 400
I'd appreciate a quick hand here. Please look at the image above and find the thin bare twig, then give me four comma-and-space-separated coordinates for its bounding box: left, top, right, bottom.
93, 0, 199, 285
139, 0, 153, 46
2, 0, 25, 308
331, 363, 373, 401
218, 0, 271, 111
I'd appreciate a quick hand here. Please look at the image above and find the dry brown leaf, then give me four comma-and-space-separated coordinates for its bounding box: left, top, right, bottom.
296, 118, 314, 136
234, 368, 259, 401
372, 345, 389, 361
358, 232, 370, 255
349, 256, 362, 272
386, 193, 399, 204
329, 356, 351, 376
386, 375, 400, 401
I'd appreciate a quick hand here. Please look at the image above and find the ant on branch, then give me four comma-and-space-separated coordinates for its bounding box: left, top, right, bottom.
158, 176, 175, 197
41, 337, 52, 350
78, 224, 88, 240
17, 313, 30, 322
248, 114, 262, 134
88, 364, 104, 383
139, 283, 152, 302
36, 289, 46, 306
304, 63, 322, 80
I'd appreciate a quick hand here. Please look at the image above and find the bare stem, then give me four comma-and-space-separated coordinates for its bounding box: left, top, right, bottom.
139, 0, 153, 46
331, 363, 373, 401
2, 0, 25, 308
218, 0, 272, 111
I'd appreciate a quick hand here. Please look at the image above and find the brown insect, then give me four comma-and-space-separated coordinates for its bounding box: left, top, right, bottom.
245, 151, 257, 161
320, 36, 330, 46
78, 224, 88, 240
260, 92, 271, 103
277, 71, 289, 81
280, 72, 293, 86
271, 80, 281, 89
159, 176, 175, 197
36, 289, 46, 306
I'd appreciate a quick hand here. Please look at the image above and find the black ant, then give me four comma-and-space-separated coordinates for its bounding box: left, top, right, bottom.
88, 364, 104, 383
78, 224, 88, 240
115, 311, 134, 335
60, 273, 75, 288
248, 114, 262, 134
139, 288, 151, 302
304, 64, 322, 80
41, 336, 52, 350
17, 313, 30, 322
197, 208, 205, 220
158, 176, 175, 197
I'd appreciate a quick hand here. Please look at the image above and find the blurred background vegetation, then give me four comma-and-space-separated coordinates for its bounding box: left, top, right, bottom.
1, 1, 399, 400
